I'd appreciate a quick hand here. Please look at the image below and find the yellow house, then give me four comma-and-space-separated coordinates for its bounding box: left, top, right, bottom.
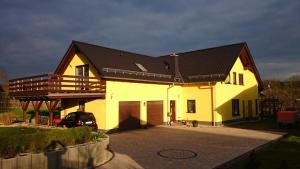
9, 41, 262, 131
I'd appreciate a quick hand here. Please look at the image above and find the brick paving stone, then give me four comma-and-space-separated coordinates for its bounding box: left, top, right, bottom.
98, 125, 284, 169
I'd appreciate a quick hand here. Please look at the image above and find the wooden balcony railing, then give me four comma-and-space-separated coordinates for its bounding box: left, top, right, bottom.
9, 74, 106, 98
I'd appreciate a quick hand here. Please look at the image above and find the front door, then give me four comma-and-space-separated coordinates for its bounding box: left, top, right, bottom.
248, 100, 253, 118
170, 100, 176, 122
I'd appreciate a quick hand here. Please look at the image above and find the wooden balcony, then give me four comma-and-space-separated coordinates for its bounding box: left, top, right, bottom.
9, 74, 106, 99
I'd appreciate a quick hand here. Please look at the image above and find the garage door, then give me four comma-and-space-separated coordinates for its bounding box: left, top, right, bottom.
147, 101, 163, 126
119, 101, 141, 130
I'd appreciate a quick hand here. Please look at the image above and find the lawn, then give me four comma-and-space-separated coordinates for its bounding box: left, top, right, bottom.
229, 119, 300, 169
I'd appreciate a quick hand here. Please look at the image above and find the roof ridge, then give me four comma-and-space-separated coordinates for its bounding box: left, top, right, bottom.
159, 42, 246, 57
72, 40, 155, 58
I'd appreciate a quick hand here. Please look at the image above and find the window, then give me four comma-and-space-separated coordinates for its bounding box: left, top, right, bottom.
135, 63, 148, 72
187, 100, 196, 113
232, 99, 240, 116
233, 72, 237, 84
75, 64, 89, 90
239, 74, 244, 85
75, 64, 89, 77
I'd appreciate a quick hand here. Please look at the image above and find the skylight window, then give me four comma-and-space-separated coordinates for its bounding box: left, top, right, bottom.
135, 63, 148, 72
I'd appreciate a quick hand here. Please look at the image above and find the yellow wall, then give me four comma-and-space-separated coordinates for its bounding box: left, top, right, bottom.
60, 52, 259, 129
181, 85, 213, 122
215, 56, 259, 122
63, 53, 98, 78
105, 81, 182, 129
61, 99, 106, 129
61, 53, 106, 129
62, 53, 99, 91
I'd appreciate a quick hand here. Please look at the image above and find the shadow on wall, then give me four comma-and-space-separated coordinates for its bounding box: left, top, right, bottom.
215, 85, 258, 122
107, 115, 156, 134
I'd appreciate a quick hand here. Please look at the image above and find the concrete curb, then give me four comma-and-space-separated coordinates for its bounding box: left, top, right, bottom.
213, 133, 288, 169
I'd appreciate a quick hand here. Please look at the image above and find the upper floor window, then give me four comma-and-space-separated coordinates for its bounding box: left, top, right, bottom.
233, 72, 237, 84
135, 63, 148, 72
232, 99, 240, 116
239, 74, 244, 85
187, 100, 196, 113
76, 64, 89, 77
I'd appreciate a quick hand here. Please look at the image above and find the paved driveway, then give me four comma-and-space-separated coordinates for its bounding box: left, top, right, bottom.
99, 125, 284, 169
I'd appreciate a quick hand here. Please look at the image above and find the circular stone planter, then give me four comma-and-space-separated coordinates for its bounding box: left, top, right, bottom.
17, 153, 31, 169
0, 137, 109, 169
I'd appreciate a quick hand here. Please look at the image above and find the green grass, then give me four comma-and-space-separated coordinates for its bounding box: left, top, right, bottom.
0, 108, 61, 123
0, 127, 44, 136
229, 119, 300, 169
0, 127, 105, 158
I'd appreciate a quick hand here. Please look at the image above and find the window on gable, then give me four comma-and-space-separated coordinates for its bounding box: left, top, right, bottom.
187, 100, 196, 113
135, 63, 148, 72
232, 99, 240, 116
239, 73, 244, 85
233, 72, 237, 84
163, 61, 170, 70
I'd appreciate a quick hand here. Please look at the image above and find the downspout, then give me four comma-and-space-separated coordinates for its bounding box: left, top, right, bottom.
209, 82, 216, 126
167, 83, 175, 113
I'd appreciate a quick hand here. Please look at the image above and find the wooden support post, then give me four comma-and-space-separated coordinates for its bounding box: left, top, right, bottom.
31, 101, 43, 125
45, 100, 59, 126
20, 100, 30, 122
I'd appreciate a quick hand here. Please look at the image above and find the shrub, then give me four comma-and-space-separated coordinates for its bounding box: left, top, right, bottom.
0, 126, 99, 158
0, 112, 16, 125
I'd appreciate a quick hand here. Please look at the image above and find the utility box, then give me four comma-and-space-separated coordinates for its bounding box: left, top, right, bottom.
277, 111, 298, 125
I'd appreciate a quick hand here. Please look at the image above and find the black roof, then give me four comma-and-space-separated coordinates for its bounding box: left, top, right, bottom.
56, 41, 261, 86
159, 43, 246, 82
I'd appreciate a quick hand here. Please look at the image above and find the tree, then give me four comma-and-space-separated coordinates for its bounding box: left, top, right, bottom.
263, 74, 300, 110
0, 67, 8, 85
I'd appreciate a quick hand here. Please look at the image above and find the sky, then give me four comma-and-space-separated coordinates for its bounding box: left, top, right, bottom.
0, 0, 299, 81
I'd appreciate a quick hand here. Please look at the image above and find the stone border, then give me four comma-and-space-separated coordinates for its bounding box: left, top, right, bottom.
213, 133, 287, 169
0, 137, 109, 169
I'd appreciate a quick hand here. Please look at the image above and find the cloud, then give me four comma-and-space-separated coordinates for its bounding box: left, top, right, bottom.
0, 0, 299, 80
256, 60, 300, 80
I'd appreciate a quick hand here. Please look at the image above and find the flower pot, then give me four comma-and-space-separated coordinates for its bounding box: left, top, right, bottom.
56, 148, 68, 169
192, 120, 198, 127
44, 150, 57, 169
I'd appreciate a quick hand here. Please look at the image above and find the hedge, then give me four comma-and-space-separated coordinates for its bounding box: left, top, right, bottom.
0, 127, 105, 158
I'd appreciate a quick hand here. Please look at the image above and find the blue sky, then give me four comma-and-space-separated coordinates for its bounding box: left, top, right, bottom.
0, 0, 299, 80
